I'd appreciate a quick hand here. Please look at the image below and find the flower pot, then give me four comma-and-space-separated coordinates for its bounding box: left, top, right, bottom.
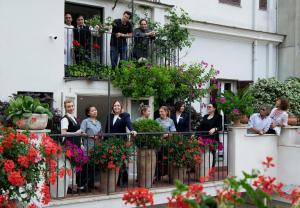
169, 165, 186, 184
100, 169, 117, 194
288, 115, 298, 126
50, 155, 71, 198
232, 118, 241, 126
16, 114, 48, 130
240, 115, 249, 124
137, 149, 156, 188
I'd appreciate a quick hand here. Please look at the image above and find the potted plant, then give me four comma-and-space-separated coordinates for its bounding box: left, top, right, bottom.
217, 89, 254, 125
90, 138, 134, 193
132, 119, 164, 188
166, 135, 202, 184
5, 95, 53, 130
0, 128, 61, 207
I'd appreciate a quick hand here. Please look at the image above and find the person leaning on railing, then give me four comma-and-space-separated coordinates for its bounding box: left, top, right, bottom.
267, 96, 289, 135
247, 105, 272, 135
197, 103, 222, 167
105, 100, 137, 186
80, 105, 102, 191
110, 11, 133, 70
132, 19, 155, 61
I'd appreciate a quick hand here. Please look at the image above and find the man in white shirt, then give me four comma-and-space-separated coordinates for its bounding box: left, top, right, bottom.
248, 105, 272, 135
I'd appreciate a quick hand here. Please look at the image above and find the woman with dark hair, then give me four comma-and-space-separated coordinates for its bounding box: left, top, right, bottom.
198, 103, 222, 167
105, 100, 137, 186
267, 97, 289, 135
171, 101, 189, 132
80, 105, 102, 190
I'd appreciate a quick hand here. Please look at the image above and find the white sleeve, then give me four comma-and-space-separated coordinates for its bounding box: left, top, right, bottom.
61, 117, 69, 130
282, 112, 288, 126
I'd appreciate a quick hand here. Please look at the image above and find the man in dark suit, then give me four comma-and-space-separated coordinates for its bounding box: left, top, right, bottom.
73, 15, 91, 64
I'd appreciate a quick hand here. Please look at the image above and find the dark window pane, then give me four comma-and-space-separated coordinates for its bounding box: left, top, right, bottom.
219, 0, 241, 6
259, 0, 267, 10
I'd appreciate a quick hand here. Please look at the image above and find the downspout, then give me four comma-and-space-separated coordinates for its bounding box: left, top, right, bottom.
276, 0, 279, 79
252, 40, 257, 81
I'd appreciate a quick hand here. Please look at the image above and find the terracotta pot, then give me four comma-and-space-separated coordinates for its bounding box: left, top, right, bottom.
169, 165, 186, 184
137, 149, 156, 188
288, 115, 298, 126
240, 115, 249, 124
100, 169, 117, 193
16, 114, 48, 130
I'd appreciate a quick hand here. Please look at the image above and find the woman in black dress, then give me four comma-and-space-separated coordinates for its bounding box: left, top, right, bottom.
198, 103, 222, 167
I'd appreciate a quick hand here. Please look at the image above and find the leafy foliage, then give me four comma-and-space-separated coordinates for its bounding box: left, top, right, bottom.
113, 61, 217, 107
249, 77, 300, 118
132, 119, 164, 149
217, 89, 254, 122
67, 62, 115, 80
5, 96, 53, 124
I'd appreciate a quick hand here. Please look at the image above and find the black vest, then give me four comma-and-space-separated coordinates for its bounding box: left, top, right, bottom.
62, 115, 80, 132
62, 115, 81, 146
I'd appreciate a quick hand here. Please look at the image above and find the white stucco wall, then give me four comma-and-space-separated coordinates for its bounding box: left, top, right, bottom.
161, 0, 276, 32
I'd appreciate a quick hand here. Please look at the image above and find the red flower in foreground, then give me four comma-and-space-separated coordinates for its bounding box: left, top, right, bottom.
0, 145, 3, 154
41, 184, 51, 205
123, 188, 154, 208
186, 184, 204, 203
167, 194, 189, 208
8, 170, 25, 186
28, 203, 38, 208
73, 40, 80, 48
3, 159, 15, 173
93, 43, 100, 49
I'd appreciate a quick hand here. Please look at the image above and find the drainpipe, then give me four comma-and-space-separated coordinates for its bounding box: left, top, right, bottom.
252, 40, 257, 81
252, 0, 257, 30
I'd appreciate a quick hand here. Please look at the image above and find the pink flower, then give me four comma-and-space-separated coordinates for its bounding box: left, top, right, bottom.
216, 70, 220, 75
233, 108, 240, 114
220, 97, 226, 104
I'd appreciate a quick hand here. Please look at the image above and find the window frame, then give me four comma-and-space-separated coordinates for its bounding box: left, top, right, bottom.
219, 0, 241, 7
259, 0, 268, 11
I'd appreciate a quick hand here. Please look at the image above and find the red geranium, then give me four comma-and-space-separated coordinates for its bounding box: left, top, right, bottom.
3, 159, 15, 173
93, 43, 100, 49
8, 170, 25, 186
123, 188, 154, 208
107, 161, 116, 169
18, 155, 29, 168
73, 40, 80, 48
16, 132, 29, 144
41, 184, 51, 205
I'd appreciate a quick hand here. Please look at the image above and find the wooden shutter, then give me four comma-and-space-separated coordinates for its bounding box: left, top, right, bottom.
259, 0, 267, 10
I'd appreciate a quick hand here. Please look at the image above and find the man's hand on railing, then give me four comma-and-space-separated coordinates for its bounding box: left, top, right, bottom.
130, 131, 137, 137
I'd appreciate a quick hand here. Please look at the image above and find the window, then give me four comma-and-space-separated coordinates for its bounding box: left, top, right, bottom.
259, 0, 267, 10
219, 0, 241, 7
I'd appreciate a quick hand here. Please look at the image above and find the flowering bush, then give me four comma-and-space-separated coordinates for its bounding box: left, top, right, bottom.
89, 138, 134, 172
64, 141, 88, 172
123, 156, 300, 208
165, 135, 203, 168
217, 89, 254, 122
0, 128, 61, 207
113, 61, 218, 107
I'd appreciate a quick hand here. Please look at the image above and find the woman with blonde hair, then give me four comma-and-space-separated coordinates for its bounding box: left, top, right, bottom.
136, 104, 151, 120
155, 106, 176, 133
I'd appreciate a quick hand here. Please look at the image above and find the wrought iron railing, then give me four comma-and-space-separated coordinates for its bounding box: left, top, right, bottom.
49, 131, 228, 198
64, 27, 179, 80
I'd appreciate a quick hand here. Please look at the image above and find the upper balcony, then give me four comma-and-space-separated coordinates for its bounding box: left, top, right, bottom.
64, 27, 179, 82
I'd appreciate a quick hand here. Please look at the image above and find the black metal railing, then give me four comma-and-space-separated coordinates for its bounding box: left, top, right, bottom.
64, 27, 179, 80
49, 131, 228, 199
